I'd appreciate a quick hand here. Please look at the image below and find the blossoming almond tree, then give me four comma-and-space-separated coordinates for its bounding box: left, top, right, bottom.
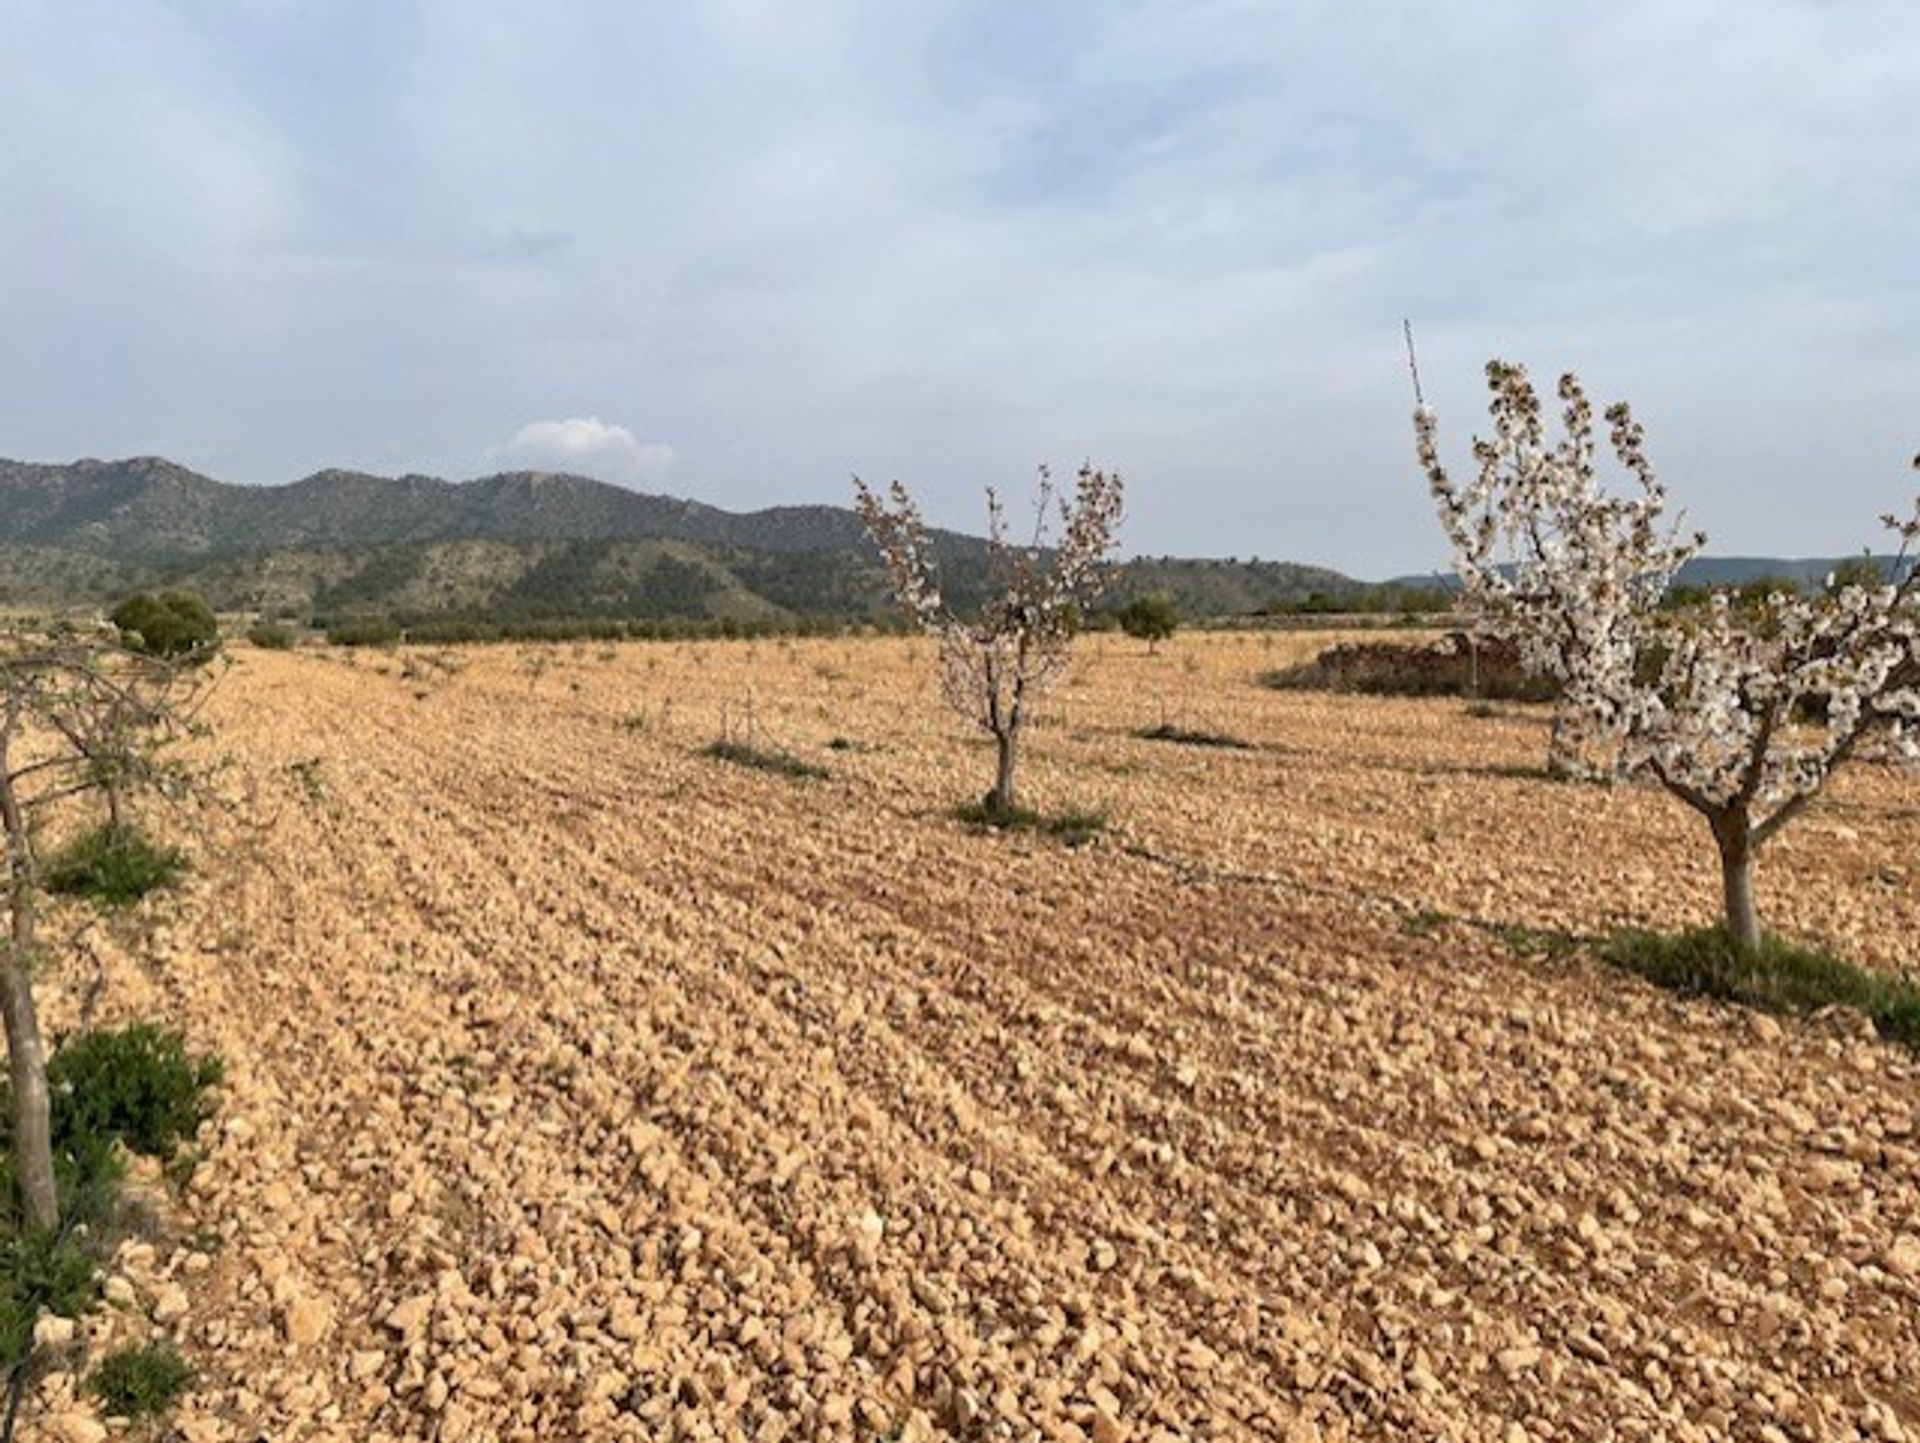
1418, 362, 1705, 775
1418, 361, 1920, 953
854, 465, 1124, 816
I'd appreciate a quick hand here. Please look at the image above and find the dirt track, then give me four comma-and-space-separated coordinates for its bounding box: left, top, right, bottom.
31, 634, 1920, 1441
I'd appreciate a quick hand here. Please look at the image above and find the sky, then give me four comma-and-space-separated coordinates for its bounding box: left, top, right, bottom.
1, 1, 1915, 577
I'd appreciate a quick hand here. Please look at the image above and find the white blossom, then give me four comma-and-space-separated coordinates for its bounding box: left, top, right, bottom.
1418, 360, 1920, 943
854, 465, 1124, 810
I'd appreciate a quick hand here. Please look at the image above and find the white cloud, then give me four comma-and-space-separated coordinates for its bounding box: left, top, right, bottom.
490, 417, 677, 488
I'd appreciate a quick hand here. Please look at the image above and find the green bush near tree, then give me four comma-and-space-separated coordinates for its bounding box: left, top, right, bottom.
108, 592, 220, 659
0, 1025, 222, 1371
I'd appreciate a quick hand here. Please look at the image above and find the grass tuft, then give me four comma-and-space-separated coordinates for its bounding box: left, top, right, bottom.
43, 826, 185, 907
702, 740, 828, 780
1496, 923, 1582, 960
952, 801, 1108, 848
88, 1342, 195, 1418
0, 1231, 97, 1366
1133, 723, 1252, 750
1601, 927, 1920, 1052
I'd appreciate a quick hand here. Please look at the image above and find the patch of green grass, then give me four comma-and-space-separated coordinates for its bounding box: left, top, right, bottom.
0, 1230, 98, 1367
1601, 927, 1920, 1051
1133, 722, 1252, 750
1400, 907, 1452, 937
43, 826, 185, 907
48, 1024, 225, 1162
1497, 923, 1582, 961
701, 740, 828, 780
1, 1025, 224, 1367
952, 801, 1108, 848
87, 1342, 195, 1418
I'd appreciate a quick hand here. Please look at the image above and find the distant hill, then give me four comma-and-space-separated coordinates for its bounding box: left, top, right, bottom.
1386, 554, 1915, 595
1670, 555, 1915, 588
0, 456, 1360, 622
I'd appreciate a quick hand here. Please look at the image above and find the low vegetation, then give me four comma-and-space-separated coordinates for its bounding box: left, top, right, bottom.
1133, 721, 1252, 749
1602, 928, 1920, 1050
245, 621, 299, 650
1261, 633, 1554, 700
952, 799, 1108, 847
43, 826, 186, 906
1, 1023, 222, 1375
87, 1341, 196, 1418
701, 740, 828, 780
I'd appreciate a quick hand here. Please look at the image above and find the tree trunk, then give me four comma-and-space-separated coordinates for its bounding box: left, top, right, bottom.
1, 886, 56, 1230
1713, 811, 1762, 954
0, 722, 57, 1230
1546, 707, 1577, 778
988, 727, 1018, 816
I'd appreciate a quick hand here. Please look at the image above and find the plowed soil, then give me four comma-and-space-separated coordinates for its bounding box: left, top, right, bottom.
31, 633, 1920, 1442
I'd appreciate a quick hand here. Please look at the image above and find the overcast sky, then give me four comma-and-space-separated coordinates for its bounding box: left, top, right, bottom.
2, 1, 1914, 576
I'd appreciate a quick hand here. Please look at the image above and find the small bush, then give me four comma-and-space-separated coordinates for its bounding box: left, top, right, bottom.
953, 801, 1107, 848
245, 622, 298, 650
0, 1230, 97, 1366
48, 1024, 224, 1161
0, 1027, 222, 1374
88, 1342, 195, 1418
1262, 634, 1555, 702
702, 741, 827, 780
1601, 927, 1920, 1051
1115, 592, 1180, 650
43, 826, 185, 906
1134, 722, 1251, 750
109, 591, 219, 659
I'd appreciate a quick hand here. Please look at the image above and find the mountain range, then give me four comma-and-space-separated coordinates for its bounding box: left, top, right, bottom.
2, 456, 1905, 625
0, 457, 1354, 622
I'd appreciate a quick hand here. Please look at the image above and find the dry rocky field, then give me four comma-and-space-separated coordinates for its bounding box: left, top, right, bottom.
26, 631, 1920, 1442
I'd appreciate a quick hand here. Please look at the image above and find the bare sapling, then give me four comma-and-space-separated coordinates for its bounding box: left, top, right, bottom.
0, 627, 215, 1227
855, 464, 1124, 815
1418, 362, 1920, 952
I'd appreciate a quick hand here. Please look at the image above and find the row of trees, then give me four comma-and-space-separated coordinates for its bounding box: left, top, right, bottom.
854, 378, 1919, 957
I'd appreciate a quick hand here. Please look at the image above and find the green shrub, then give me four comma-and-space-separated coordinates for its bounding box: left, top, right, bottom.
1115, 592, 1180, 650
0, 1230, 97, 1367
0, 1026, 222, 1373
953, 801, 1107, 848
43, 826, 185, 906
245, 622, 298, 650
48, 1024, 224, 1161
702, 740, 827, 780
1601, 927, 1920, 1051
1134, 722, 1251, 749
109, 591, 219, 659
88, 1342, 195, 1418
